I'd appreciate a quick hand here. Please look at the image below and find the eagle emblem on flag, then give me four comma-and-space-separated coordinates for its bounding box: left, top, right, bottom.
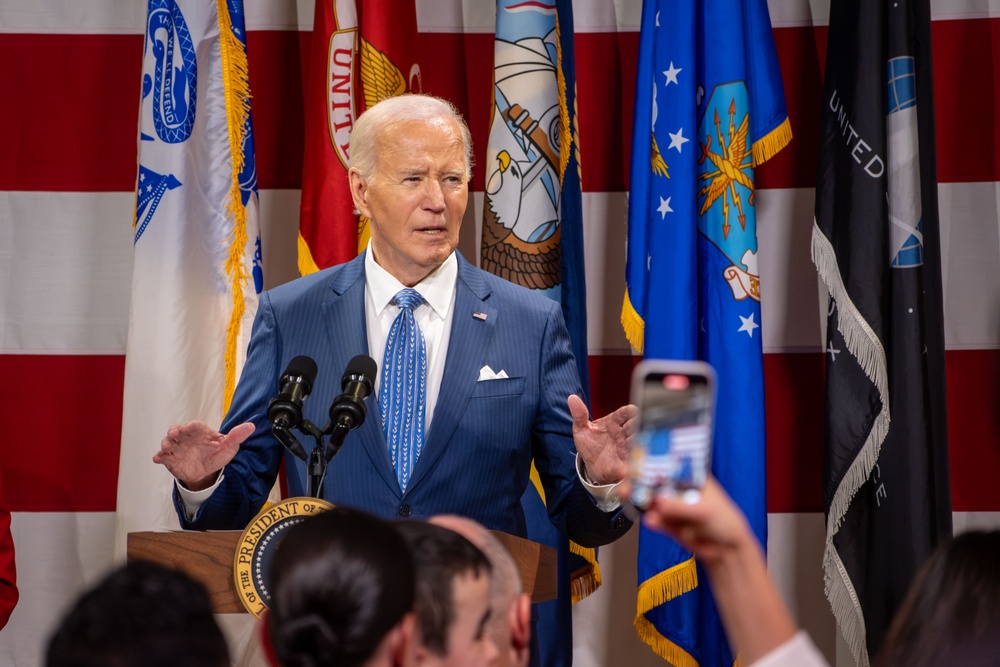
697, 82, 760, 303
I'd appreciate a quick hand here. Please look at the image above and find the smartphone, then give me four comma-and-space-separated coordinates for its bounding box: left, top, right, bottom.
628, 359, 716, 510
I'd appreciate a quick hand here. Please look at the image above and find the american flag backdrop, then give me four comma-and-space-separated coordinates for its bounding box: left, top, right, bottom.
1, 2, 999, 666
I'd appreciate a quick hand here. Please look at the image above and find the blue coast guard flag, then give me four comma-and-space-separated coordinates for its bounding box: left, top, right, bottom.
114, 0, 263, 554
622, 0, 790, 664
480, 1, 595, 664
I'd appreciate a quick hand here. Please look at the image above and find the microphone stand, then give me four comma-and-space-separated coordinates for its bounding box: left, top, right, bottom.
271, 418, 333, 500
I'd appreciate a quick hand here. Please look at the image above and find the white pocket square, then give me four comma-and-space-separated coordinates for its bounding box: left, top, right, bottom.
478, 365, 509, 381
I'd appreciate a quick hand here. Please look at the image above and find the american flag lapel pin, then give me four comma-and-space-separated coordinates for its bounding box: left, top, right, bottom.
472, 311, 488, 321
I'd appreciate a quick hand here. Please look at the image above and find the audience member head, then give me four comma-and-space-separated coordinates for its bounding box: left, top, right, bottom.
429, 516, 531, 667
347, 94, 472, 287
394, 520, 499, 667
45, 560, 229, 667
877, 529, 1000, 667
265, 507, 416, 667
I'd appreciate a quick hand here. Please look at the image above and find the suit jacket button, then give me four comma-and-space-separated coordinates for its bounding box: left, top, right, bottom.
398, 503, 412, 518
612, 516, 624, 530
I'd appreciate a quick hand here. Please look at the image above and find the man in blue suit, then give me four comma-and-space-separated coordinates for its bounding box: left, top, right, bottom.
154, 94, 633, 662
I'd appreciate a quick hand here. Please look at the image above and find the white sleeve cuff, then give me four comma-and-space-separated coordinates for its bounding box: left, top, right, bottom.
175, 472, 225, 522
575, 454, 623, 512
748, 632, 829, 667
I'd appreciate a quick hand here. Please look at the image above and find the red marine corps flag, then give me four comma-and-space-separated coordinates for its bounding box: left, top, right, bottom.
298, 0, 425, 273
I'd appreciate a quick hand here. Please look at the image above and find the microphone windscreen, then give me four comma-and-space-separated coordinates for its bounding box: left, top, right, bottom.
283, 355, 319, 392
342, 355, 377, 390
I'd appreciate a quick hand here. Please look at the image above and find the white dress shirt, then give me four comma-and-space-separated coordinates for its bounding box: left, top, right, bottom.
749, 632, 830, 667
363, 244, 456, 434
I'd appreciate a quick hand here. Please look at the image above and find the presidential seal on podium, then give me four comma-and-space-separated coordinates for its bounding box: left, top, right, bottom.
233, 497, 333, 618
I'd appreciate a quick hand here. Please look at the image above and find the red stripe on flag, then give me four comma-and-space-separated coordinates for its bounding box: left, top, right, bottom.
754, 26, 826, 190
0, 350, 996, 512
764, 352, 825, 513
0, 34, 142, 192
248, 30, 311, 190
931, 19, 1000, 185
576, 31, 638, 193
4, 21, 999, 192
946, 349, 1000, 511
0, 355, 124, 512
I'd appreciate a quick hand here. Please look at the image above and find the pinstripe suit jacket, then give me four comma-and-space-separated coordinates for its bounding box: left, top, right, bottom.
176, 252, 630, 546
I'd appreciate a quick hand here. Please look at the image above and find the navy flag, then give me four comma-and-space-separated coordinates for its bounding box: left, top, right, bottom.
622, 0, 790, 665
812, 0, 951, 664
480, 1, 596, 665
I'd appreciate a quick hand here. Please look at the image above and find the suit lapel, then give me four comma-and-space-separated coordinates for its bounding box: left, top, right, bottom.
406, 256, 496, 493
322, 253, 400, 495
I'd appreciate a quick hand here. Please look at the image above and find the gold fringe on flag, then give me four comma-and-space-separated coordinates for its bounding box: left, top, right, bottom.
529, 463, 603, 603
217, 0, 254, 414
751, 116, 793, 167
554, 11, 571, 182
634, 556, 699, 667
620, 289, 645, 353
569, 541, 602, 603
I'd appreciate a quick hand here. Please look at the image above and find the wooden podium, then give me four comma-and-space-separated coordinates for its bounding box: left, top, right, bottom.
128, 529, 557, 614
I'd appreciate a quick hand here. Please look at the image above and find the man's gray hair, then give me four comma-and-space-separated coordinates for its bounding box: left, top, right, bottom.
349, 94, 474, 182
429, 516, 522, 612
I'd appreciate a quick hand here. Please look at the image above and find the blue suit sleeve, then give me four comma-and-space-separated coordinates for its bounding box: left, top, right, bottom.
173, 292, 286, 530
530, 300, 632, 547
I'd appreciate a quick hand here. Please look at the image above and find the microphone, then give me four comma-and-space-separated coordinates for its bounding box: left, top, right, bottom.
267, 355, 319, 431
329, 355, 377, 430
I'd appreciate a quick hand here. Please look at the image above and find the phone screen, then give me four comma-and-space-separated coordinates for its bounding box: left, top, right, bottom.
629, 361, 715, 509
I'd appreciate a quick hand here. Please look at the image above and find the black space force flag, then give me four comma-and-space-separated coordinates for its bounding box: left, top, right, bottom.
811, 1, 951, 665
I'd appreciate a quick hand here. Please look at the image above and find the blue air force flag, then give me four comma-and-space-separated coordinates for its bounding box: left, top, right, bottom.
622, 0, 791, 665
115, 0, 263, 554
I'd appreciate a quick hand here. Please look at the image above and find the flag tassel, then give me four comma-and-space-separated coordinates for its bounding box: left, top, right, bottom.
568, 542, 602, 603
621, 290, 645, 353
811, 219, 889, 667
217, 0, 254, 413
751, 116, 793, 167
633, 556, 699, 667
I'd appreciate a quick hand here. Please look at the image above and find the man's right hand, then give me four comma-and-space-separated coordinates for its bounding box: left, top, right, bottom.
152, 421, 255, 491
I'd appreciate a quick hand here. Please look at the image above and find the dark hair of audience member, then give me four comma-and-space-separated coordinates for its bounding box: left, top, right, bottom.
393, 520, 491, 655
267, 507, 415, 667
877, 530, 1000, 667
45, 560, 229, 667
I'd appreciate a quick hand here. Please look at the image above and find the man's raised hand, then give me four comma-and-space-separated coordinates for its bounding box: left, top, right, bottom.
568, 395, 638, 486
152, 421, 255, 491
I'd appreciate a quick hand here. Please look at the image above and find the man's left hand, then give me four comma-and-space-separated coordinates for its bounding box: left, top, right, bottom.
568, 395, 638, 485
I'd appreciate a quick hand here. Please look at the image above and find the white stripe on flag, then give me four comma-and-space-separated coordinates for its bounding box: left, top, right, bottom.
5, 184, 995, 358
0, 512, 116, 667
0, 191, 133, 354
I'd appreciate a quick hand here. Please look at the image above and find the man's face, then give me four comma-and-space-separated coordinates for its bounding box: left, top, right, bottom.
424, 571, 499, 667
350, 116, 469, 286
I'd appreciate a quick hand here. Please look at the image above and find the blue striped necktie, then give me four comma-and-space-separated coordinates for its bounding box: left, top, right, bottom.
380, 288, 427, 492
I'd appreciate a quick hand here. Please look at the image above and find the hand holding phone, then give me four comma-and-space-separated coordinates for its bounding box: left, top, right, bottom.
628, 360, 716, 510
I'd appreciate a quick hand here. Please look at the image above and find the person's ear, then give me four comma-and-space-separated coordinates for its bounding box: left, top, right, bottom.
389, 612, 418, 667
258, 610, 281, 667
510, 593, 532, 662
349, 168, 371, 218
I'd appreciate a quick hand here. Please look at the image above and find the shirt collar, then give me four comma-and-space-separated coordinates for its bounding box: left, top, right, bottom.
364, 243, 457, 319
